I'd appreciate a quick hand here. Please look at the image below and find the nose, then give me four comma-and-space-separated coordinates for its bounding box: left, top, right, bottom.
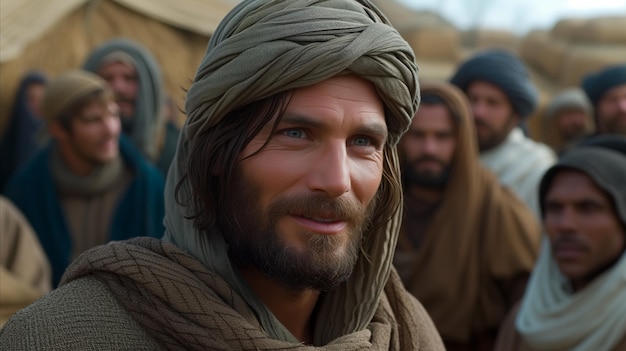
422, 136, 438, 154
547, 206, 577, 233
306, 143, 351, 198
104, 113, 121, 137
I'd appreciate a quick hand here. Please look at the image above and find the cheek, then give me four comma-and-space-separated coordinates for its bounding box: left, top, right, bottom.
350, 159, 383, 204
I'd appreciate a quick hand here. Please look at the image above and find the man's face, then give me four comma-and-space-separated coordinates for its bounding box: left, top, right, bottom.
556, 108, 589, 142
225, 75, 386, 291
25, 82, 46, 118
54, 100, 121, 171
97, 61, 139, 120
596, 84, 626, 135
401, 103, 456, 188
544, 170, 625, 290
466, 81, 519, 152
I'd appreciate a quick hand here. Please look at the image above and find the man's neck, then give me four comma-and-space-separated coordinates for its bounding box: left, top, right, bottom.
239, 265, 319, 344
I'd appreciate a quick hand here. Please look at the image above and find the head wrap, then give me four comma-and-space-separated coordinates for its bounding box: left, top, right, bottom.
516, 141, 626, 350
0, 71, 48, 191
164, 0, 418, 345
83, 39, 164, 161
40, 70, 107, 122
450, 49, 538, 118
541, 88, 594, 150
581, 64, 626, 106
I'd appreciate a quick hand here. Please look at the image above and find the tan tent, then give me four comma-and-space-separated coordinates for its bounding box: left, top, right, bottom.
0, 0, 237, 133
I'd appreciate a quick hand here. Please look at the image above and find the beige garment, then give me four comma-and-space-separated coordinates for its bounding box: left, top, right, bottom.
0, 237, 446, 350
59, 171, 132, 259
0, 196, 51, 326
496, 303, 626, 351
396, 81, 541, 347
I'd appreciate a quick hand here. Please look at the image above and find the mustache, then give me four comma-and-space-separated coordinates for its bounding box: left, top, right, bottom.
551, 235, 589, 252
115, 94, 135, 104
267, 194, 368, 226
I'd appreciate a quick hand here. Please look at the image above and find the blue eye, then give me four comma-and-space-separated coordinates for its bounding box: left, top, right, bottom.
353, 136, 371, 146
284, 129, 305, 138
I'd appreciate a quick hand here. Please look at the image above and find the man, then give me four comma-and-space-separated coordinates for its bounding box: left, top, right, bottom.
83, 38, 179, 175
542, 88, 594, 153
495, 136, 626, 350
450, 49, 555, 218
395, 81, 540, 351
0, 1, 445, 350
581, 63, 626, 136
0, 71, 48, 191
3, 70, 165, 287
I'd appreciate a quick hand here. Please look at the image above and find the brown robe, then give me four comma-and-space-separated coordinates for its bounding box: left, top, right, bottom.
395, 81, 541, 350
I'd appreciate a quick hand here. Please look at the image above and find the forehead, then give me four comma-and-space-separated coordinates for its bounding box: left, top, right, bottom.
600, 83, 626, 101
467, 80, 508, 100
411, 104, 454, 131
545, 169, 608, 202
284, 75, 386, 126
97, 60, 137, 75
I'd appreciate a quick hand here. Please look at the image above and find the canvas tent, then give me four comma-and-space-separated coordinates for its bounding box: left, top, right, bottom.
0, 0, 237, 133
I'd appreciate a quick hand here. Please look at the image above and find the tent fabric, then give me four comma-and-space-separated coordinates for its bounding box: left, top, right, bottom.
0, 0, 237, 63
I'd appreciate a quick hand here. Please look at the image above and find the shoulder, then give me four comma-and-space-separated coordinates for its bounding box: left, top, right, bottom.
0, 276, 163, 351
119, 135, 164, 184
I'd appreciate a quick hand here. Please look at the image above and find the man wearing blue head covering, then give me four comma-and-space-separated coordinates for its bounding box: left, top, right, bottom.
450, 49, 555, 219
581, 63, 626, 136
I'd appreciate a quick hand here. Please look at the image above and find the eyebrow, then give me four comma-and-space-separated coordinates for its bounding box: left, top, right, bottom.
280, 112, 388, 141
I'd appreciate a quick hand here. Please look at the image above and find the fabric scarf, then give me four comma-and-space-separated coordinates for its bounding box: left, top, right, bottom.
83, 39, 165, 161
396, 81, 540, 343
480, 127, 555, 218
50, 146, 124, 197
163, 0, 418, 346
62, 237, 439, 350
516, 146, 626, 351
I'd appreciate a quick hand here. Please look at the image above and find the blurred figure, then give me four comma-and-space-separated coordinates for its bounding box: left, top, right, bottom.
451, 49, 556, 219
0, 195, 51, 327
83, 38, 179, 175
4, 70, 165, 286
496, 136, 626, 351
0, 71, 48, 192
582, 64, 626, 136
542, 88, 594, 153
396, 81, 540, 351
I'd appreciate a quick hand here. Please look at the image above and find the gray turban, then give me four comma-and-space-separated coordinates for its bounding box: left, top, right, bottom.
164, 0, 419, 346
450, 49, 538, 118
184, 0, 419, 144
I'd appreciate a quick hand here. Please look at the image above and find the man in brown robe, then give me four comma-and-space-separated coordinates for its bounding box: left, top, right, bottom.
395, 81, 541, 351
0, 1, 445, 350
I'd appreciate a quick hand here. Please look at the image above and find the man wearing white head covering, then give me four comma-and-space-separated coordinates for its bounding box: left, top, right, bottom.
0, 1, 445, 350
495, 135, 626, 351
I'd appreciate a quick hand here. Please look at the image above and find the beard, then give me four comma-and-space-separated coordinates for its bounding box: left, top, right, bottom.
222, 173, 376, 292
474, 115, 517, 152
403, 156, 451, 189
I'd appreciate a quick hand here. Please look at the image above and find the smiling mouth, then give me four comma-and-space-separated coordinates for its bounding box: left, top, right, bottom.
292, 215, 348, 235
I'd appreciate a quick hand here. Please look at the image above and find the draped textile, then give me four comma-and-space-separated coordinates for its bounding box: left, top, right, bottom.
4, 136, 165, 286
480, 127, 556, 219
0, 237, 444, 350
395, 81, 541, 344
163, 0, 422, 347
